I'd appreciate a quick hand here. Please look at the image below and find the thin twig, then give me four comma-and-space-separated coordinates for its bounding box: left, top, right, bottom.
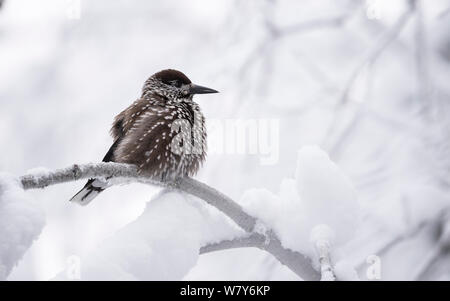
323, 3, 415, 158
341, 4, 414, 105
276, 13, 352, 36
315, 239, 336, 281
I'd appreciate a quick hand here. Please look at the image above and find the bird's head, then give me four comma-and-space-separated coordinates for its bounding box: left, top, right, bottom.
142, 69, 218, 102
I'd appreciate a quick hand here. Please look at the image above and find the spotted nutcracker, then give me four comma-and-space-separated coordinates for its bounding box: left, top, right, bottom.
70, 69, 218, 205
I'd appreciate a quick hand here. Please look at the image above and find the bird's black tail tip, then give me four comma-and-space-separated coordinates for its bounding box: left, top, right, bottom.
69, 179, 106, 206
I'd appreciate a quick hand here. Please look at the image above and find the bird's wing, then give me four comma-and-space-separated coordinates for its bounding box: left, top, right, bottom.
112, 107, 176, 170
110, 110, 126, 140
69, 112, 126, 205
102, 137, 122, 162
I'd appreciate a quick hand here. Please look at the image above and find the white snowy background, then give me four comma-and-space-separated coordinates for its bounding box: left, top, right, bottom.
0, 0, 449, 280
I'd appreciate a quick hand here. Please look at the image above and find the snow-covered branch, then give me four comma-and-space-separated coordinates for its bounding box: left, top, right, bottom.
20, 163, 154, 190
200, 233, 266, 253
200, 230, 320, 280
19, 162, 320, 280
324, 2, 416, 157
314, 240, 335, 281
311, 225, 336, 281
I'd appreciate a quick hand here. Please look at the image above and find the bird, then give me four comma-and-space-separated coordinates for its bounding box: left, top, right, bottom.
69, 69, 218, 205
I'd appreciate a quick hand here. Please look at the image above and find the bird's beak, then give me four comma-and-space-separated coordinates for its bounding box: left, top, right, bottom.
189, 84, 219, 95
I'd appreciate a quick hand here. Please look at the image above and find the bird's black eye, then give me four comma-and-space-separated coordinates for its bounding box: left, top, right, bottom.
169, 80, 182, 88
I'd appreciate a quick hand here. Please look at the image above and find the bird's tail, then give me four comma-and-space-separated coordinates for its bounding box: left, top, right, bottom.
69, 178, 108, 206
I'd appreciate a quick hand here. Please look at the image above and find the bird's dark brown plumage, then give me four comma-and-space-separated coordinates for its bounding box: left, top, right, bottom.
70, 69, 217, 205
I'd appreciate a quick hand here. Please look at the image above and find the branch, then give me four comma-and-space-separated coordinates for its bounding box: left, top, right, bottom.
354, 208, 450, 277
314, 239, 335, 281
20, 163, 151, 189
311, 225, 336, 281
174, 177, 257, 233
20, 162, 320, 281
200, 233, 266, 254
339, 2, 414, 105
323, 3, 415, 157
275, 13, 352, 36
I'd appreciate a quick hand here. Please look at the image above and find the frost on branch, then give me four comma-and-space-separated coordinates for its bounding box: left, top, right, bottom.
310, 224, 336, 281
0, 173, 45, 280
240, 146, 362, 269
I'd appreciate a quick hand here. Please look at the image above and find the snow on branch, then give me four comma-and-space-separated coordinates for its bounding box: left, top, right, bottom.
20, 163, 152, 189
200, 233, 266, 253
338, 2, 415, 106
19, 162, 320, 281
311, 225, 336, 281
